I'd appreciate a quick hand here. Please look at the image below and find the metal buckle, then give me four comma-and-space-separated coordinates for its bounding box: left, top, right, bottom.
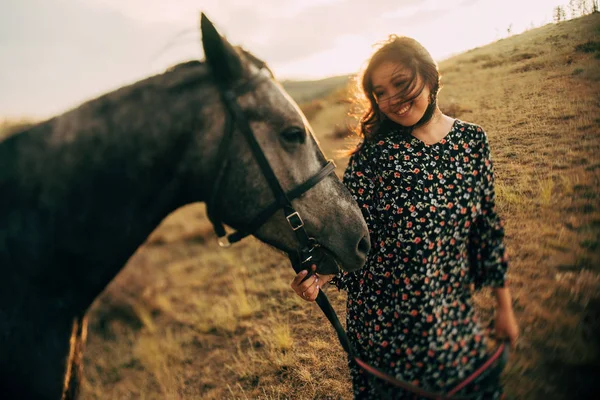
217, 236, 231, 248
286, 211, 304, 231
301, 254, 313, 264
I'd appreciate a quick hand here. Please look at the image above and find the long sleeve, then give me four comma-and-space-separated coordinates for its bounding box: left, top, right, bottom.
468, 130, 508, 290
329, 147, 378, 291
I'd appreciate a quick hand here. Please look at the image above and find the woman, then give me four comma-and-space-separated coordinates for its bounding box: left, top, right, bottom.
290, 35, 519, 399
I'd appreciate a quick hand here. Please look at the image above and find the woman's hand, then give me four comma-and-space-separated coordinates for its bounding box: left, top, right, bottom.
290, 264, 335, 302
493, 287, 519, 347
495, 306, 519, 348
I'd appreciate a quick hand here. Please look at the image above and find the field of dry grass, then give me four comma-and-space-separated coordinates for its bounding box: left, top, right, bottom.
84, 13, 600, 400
3, 13, 598, 400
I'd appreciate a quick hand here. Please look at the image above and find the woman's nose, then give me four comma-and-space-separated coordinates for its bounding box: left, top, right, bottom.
388, 91, 401, 106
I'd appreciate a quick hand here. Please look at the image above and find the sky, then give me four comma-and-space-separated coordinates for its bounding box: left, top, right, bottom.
0, 0, 568, 119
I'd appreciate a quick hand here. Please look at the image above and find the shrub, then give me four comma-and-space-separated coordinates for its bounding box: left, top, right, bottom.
511, 61, 545, 73
511, 52, 537, 62
481, 59, 506, 69
575, 41, 600, 53
440, 102, 472, 118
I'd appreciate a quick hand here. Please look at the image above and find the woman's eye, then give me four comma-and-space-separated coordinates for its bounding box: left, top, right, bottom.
281, 127, 305, 144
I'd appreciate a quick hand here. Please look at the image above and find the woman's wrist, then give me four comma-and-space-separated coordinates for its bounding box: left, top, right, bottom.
494, 287, 513, 311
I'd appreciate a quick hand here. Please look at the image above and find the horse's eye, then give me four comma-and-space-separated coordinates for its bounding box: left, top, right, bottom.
280, 126, 306, 144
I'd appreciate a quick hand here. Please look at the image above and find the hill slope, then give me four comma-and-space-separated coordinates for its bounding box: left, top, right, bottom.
281, 74, 353, 104
77, 14, 600, 400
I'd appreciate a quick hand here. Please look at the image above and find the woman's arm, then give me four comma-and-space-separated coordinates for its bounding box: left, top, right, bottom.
494, 287, 520, 346
470, 126, 519, 345
494, 287, 512, 310
468, 127, 509, 290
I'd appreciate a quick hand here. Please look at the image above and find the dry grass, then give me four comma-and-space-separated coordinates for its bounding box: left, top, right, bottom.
78, 203, 356, 399
82, 13, 600, 400
3, 12, 598, 400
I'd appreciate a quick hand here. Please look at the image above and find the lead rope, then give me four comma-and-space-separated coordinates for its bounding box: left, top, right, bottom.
289, 254, 394, 400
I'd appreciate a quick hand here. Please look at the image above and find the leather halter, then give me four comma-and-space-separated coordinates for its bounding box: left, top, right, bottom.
205, 67, 337, 269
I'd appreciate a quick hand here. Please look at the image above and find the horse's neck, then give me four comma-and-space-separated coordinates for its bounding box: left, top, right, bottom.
0, 84, 210, 311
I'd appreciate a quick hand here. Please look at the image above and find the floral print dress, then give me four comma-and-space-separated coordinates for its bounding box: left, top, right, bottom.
331, 120, 508, 399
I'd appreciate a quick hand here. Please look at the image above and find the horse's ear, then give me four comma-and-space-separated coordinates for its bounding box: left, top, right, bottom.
200, 13, 244, 84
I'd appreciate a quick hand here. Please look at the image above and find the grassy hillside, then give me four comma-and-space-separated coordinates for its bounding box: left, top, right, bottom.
281, 74, 353, 105
3, 13, 598, 400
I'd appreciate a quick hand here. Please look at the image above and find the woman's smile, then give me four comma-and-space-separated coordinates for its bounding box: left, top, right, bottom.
395, 101, 412, 116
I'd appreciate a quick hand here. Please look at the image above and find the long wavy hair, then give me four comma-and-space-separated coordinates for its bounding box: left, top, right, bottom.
349, 35, 441, 154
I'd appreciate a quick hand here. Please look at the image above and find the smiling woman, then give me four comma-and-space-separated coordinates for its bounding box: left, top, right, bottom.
361, 35, 441, 145
290, 34, 519, 399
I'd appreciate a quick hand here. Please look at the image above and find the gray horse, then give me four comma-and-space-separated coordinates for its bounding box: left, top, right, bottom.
0, 14, 370, 400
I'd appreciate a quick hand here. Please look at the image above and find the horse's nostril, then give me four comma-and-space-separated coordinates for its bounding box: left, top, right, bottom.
357, 234, 371, 256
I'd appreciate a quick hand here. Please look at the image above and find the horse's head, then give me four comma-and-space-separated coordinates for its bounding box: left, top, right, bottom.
195, 14, 370, 274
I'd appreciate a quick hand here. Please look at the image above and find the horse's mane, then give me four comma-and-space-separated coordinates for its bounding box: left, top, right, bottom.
166, 60, 204, 73
237, 47, 274, 77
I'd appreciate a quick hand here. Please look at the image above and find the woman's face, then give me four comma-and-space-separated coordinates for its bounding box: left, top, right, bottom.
370, 60, 431, 127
